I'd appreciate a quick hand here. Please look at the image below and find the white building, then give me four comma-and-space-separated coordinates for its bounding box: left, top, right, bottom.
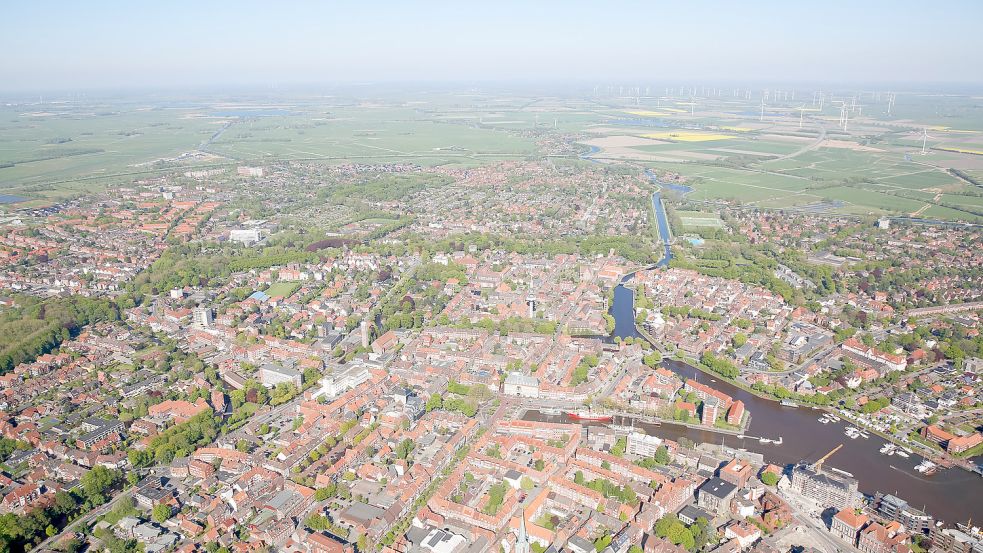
626, 431, 663, 457
419, 527, 467, 553
260, 364, 302, 388
312, 363, 371, 400
237, 166, 265, 177
503, 373, 539, 398
229, 228, 262, 245
192, 307, 213, 328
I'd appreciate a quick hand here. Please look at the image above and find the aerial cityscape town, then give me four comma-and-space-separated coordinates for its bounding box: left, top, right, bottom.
1, 3, 982, 553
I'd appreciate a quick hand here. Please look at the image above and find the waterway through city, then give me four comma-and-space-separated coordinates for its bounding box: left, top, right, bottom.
525, 177, 982, 523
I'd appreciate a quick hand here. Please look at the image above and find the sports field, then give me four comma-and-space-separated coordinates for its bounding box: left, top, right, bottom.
264, 282, 300, 298
676, 210, 726, 228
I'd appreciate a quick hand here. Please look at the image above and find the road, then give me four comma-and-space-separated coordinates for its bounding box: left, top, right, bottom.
35, 392, 302, 552
31, 465, 167, 552
742, 344, 834, 377
762, 120, 828, 164
776, 490, 848, 553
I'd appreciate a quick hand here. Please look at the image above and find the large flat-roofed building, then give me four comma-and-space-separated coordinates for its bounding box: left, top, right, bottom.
697, 477, 737, 516
503, 372, 539, 398
875, 494, 934, 534
790, 466, 861, 508
719, 458, 753, 489
237, 166, 265, 177
626, 432, 663, 457
930, 526, 983, 553
192, 306, 213, 327
229, 228, 263, 245
312, 363, 371, 400
260, 363, 303, 388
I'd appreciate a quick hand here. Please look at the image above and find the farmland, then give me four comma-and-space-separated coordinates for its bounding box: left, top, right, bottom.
2, 86, 983, 223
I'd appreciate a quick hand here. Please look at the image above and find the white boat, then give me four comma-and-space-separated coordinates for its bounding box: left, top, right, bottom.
829, 415, 841, 422
608, 424, 636, 433
830, 467, 854, 478
915, 460, 937, 474
880, 444, 896, 455
859, 432, 870, 439
772, 437, 783, 445
895, 450, 910, 458
759, 438, 771, 444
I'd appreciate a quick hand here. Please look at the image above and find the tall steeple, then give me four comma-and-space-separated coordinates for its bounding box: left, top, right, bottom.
516, 515, 530, 553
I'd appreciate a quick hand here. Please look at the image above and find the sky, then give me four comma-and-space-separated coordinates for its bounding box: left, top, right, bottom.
2, 0, 982, 92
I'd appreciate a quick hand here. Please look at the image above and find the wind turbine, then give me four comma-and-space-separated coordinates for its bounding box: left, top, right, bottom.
760, 98, 766, 122
921, 127, 935, 155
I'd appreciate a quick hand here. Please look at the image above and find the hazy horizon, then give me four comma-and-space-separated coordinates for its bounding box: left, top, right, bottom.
3, 0, 983, 93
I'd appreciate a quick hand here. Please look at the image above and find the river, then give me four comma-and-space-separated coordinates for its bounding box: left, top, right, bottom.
527, 296, 982, 522
535, 177, 980, 522
0, 194, 27, 204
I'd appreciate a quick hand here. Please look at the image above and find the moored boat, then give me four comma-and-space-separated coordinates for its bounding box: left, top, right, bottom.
566, 411, 613, 422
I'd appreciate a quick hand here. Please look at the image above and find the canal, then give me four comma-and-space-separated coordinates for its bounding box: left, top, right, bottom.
536, 178, 981, 523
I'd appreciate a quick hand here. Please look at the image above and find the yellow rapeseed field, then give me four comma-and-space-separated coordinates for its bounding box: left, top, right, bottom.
624, 110, 671, 117
935, 146, 983, 155
642, 131, 733, 142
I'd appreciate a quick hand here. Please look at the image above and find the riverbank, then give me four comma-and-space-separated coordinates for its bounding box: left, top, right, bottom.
622, 271, 971, 473
518, 407, 749, 436
660, 349, 968, 472
608, 274, 982, 523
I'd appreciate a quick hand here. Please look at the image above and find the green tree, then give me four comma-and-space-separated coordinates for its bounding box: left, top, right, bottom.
81, 465, 118, 505
654, 445, 670, 465
152, 503, 172, 524
667, 522, 695, 550
643, 351, 662, 368
760, 472, 779, 486
425, 394, 443, 412
520, 476, 535, 491
395, 439, 415, 460
655, 513, 680, 538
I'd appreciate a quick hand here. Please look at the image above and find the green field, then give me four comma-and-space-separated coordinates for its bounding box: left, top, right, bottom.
3, 88, 983, 223
0, 99, 539, 206
677, 210, 726, 229
264, 282, 300, 298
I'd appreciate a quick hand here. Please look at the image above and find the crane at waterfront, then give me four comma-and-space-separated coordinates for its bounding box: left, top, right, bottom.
812, 444, 844, 473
